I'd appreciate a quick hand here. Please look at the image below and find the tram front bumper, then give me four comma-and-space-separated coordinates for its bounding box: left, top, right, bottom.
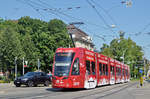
52, 79, 72, 88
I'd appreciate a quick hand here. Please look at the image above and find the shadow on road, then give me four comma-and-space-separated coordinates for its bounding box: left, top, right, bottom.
46, 88, 85, 92
45, 84, 112, 92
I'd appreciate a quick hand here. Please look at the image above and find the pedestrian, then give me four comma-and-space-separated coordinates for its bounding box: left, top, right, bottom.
140, 76, 143, 87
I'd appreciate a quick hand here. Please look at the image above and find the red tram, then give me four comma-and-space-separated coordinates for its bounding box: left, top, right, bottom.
52, 48, 130, 89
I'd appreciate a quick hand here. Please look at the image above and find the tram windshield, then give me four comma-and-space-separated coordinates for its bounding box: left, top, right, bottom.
54, 52, 75, 76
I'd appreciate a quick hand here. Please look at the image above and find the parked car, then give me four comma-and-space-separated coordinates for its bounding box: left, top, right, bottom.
14, 72, 51, 87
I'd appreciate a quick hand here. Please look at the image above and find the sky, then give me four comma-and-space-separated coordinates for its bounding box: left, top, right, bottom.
0, 0, 150, 60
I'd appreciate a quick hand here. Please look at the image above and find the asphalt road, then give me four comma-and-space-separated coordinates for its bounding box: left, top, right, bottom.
0, 81, 150, 99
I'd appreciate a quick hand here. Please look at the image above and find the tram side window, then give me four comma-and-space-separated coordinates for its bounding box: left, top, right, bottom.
103, 64, 105, 75
119, 68, 121, 76
113, 67, 115, 75
99, 63, 102, 75
91, 62, 95, 75
111, 66, 114, 76
71, 58, 80, 75
86, 60, 91, 75
125, 69, 128, 76
116, 67, 119, 76
116, 67, 118, 76
106, 64, 108, 76
122, 69, 125, 76
118, 68, 120, 76
124, 69, 125, 76
110, 66, 112, 75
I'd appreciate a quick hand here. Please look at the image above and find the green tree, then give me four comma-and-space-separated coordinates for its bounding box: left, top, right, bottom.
20, 32, 38, 72
18, 17, 72, 72
0, 26, 24, 75
0, 16, 73, 75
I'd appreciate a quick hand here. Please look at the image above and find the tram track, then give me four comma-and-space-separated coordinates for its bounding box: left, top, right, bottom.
29, 82, 137, 99
73, 82, 137, 99
0, 82, 137, 99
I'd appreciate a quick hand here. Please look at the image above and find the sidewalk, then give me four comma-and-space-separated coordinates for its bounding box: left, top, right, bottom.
130, 80, 150, 99
0, 83, 15, 95
136, 79, 150, 88
0, 82, 14, 89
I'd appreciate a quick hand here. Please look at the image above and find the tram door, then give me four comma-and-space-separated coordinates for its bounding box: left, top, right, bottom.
70, 58, 81, 88
110, 65, 115, 84
84, 60, 97, 89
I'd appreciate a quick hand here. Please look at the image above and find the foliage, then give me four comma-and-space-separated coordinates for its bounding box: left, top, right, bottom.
0, 16, 73, 79
0, 76, 11, 83
0, 25, 24, 72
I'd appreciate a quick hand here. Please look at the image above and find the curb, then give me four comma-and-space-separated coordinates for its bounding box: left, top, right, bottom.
0, 83, 14, 86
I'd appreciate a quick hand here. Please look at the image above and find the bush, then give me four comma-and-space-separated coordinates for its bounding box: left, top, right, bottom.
0, 80, 10, 83
0, 76, 11, 83
0, 80, 5, 83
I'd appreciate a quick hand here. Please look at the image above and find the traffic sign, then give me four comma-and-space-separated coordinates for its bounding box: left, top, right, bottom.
139, 69, 143, 74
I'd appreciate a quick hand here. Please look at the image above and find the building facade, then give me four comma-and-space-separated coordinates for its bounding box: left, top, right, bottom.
67, 24, 94, 51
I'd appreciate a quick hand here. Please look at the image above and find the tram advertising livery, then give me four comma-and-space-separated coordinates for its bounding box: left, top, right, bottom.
52, 47, 130, 89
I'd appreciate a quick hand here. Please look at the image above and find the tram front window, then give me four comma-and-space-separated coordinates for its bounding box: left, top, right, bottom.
54, 52, 75, 77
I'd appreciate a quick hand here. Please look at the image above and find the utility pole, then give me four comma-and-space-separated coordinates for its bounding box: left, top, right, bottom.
123, 51, 125, 64
23, 57, 24, 75
37, 59, 40, 72
144, 57, 146, 76
15, 57, 17, 79
121, 49, 127, 64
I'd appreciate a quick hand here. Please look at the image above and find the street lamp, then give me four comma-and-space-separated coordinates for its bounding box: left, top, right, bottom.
37, 59, 40, 72
111, 24, 116, 28
23, 57, 24, 75
120, 49, 127, 64
126, 0, 132, 7
15, 57, 17, 79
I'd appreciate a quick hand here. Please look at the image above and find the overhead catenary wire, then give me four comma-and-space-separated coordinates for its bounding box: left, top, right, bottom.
23, 0, 46, 20
18, 0, 118, 40
17, 0, 59, 20
18, 0, 113, 30
90, 0, 120, 30
82, 24, 115, 40
31, 0, 67, 19
16, 0, 114, 47
128, 23, 150, 36
37, 0, 111, 30
37, 0, 77, 22
86, 0, 116, 34
138, 23, 150, 35
18, 0, 70, 22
